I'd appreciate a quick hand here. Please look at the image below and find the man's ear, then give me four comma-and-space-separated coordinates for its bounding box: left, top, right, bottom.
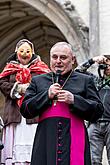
72, 56, 76, 64
72, 56, 78, 68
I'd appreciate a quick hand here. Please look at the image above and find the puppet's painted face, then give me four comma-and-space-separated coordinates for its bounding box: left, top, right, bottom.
17, 42, 32, 65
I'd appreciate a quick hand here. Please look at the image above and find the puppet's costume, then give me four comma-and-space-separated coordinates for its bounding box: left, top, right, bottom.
0, 48, 50, 164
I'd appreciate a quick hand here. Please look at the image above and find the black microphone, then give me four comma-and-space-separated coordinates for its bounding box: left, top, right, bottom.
53, 70, 62, 105
55, 70, 62, 83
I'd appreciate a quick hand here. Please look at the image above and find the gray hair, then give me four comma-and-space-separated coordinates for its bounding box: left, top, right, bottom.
50, 42, 74, 56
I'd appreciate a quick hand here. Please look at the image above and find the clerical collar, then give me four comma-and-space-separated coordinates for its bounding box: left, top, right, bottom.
62, 70, 73, 78
52, 70, 73, 78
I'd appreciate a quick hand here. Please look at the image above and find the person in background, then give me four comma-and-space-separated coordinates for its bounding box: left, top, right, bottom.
20, 42, 104, 165
77, 55, 110, 165
0, 39, 50, 165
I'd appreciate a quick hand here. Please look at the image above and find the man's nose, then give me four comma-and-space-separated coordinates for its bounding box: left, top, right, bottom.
56, 57, 61, 62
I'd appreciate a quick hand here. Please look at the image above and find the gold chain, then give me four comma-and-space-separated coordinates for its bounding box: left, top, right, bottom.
52, 69, 73, 106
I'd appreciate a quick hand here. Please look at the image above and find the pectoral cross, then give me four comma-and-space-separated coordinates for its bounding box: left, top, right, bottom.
53, 95, 58, 106
53, 99, 57, 106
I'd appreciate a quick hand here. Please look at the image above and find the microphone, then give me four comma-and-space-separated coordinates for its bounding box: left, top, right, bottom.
55, 70, 62, 83
53, 70, 62, 106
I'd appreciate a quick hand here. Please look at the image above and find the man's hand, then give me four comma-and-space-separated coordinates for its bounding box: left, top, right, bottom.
48, 83, 61, 99
93, 55, 107, 64
57, 90, 74, 104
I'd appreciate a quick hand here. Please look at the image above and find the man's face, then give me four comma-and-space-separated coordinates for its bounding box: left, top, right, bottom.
50, 45, 75, 75
104, 59, 110, 76
17, 42, 32, 65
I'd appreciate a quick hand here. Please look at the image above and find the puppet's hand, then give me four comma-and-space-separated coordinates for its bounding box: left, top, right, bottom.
17, 83, 30, 94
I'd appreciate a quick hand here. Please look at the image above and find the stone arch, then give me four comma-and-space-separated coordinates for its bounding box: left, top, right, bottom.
20, 0, 89, 63
0, 0, 89, 70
